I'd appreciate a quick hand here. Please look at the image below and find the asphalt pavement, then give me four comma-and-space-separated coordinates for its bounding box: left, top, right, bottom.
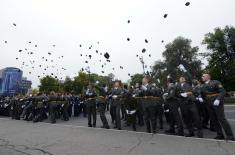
0, 105, 235, 155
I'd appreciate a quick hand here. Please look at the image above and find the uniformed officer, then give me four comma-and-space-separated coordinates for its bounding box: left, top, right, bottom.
140, 76, 162, 133
48, 92, 59, 124
163, 77, 184, 136
85, 84, 97, 127
60, 93, 70, 121
133, 83, 144, 126
10, 96, 21, 120
111, 81, 124, 130
32, 93, 46, 122
201, 73, 234, 140
95, 84, 110, 129
192, 79, 209, 129
125, 88, 138, 131
177, 76, 203, 138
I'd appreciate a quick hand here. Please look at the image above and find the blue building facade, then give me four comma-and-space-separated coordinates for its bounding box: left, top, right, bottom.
0, 67, 23, 96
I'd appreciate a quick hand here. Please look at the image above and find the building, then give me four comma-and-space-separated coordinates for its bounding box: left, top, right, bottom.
19, 77, 32, 95
0, 67, 31, 96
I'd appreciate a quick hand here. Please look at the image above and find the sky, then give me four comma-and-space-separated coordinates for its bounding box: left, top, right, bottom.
0, 0, 235, 88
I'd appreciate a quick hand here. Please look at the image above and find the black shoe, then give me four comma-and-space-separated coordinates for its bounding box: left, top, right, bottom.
165, 129, 175, 135
93, 124, 96, 128
185, 132, 195, 137
88, 124, 92, 127
118, 128, 122, 130
202, 125, 209, 129
177, 131, 184, 136
226, 136, 235, 141
214, 135, 224, 140
197, 131, 203, 138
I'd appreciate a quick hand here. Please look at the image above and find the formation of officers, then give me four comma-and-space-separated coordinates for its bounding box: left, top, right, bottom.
0, 73, 234, 141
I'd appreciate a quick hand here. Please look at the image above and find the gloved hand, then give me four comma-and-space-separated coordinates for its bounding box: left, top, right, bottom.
213, 99, 220, 106
180, 93, 188, 98
198, 97, 203, 103
112, 95, 118, 99
163, 93, 168, 96
141, 85, 147, 91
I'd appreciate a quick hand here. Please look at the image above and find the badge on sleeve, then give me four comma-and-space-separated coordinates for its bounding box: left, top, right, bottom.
218, 84, 223, 88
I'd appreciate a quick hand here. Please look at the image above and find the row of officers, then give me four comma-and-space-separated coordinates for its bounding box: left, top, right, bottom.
0, 73, 234, 141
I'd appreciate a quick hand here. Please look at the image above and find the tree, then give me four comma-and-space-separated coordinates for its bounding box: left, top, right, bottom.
162, 36, 202, 81
202, 26, 235, 91
130, 73, 144, 86
151, 60, 168, 87
39, 76, 61, 93
73, 72, 89, 94
62, 76, 73, 93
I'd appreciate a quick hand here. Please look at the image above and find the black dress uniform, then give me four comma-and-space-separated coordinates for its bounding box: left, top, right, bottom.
48, 94, 59, 124
201, 80, 234, 140
177, 82, 203, 138
125, 91, 137, 131
96, 86, 110, 129
111, 87, 124, 130
60, 95, 70, 121
140, 83, 162, 133
10, 97, 21, 120
32, 95, 47, 122
192, 84, 209, 128
85, 88, 97, 127
164, 83, 184, 135
133, 87, 144, 126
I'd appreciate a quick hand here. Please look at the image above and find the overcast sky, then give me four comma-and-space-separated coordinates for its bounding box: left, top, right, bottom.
0, 0, 235, 88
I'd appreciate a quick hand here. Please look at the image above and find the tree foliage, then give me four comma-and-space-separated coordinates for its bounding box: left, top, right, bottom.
39, 76, 61, 94
162, 36, 202, 80
202, 26, 235, 91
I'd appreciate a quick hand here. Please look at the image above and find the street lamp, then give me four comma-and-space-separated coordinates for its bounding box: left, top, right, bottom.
139, 56, 145, 75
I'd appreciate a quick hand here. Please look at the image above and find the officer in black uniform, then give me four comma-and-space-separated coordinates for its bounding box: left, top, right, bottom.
96, 84, 110, 129
111, 81, 124, 130
133, 83, 144, 126
10, 96, 21, 120
48, 92, 59, 124
163, 77, 184, 136
85, 84, 97, 127
177, 76, 203, 138
32, 93, 47, 122
140, 76, 162, 134
192, 79, 209, 129
60, 93, 70, 121
201, 73, 234, 140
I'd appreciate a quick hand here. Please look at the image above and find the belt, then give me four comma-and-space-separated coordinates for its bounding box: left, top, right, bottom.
97, 96, 106, 100
143, 96, 161, 99
206, 93, 220, 97
87, 98, 96, 100
186, 92, 193, 96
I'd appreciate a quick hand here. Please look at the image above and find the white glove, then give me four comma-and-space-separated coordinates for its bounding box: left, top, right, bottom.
163, 93, 168, 96
141, 85, 147, 91
112, 95, 118, 99
180, 93, 188, 98
213, 99, 220, 106
198, 97, 203, 103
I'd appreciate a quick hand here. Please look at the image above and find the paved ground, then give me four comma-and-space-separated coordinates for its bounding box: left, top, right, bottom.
0, 105, 235, 155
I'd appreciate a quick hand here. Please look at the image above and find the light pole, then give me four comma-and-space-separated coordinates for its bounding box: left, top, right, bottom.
139, 56, 145, 75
